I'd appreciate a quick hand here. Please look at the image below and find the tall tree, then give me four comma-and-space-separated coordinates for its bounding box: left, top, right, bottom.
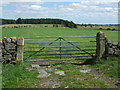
16, 18, 22, 24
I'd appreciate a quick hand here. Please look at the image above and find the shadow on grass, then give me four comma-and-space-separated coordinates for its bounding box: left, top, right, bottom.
71, 59, 96, 66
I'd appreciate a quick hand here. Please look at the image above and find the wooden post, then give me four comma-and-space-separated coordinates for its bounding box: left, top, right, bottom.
16, 38, 24, 64
96, 32, 107, 59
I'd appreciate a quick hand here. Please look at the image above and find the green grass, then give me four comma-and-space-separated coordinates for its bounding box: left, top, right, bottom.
2, 26, 119, 88
2, 27, 119, 43
2, 62, 39, 88
50, 62, 109, 88
2, 27, 119, 65
2, 27, 118, 61
91, 57, 119, 80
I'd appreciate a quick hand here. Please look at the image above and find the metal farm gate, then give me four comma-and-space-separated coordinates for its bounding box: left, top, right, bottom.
23, 36, 96, 62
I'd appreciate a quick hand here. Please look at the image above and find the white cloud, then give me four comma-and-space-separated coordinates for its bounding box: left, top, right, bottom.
1, 0, 43, 5
1, 0, 119, 5
66, 8, 74, 11
70, 2, 117, 13
2, 1, 118, 24
71, 3, 79, 6
36, 0, 120, 2
105, 7, 113, 11
20, 4, 43, 10
30, 5, 42, 10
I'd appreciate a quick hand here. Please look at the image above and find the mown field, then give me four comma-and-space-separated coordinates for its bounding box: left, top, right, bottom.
2, 27, 118, 42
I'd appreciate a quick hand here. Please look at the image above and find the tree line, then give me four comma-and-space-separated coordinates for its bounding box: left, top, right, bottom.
1, 18, 77, 28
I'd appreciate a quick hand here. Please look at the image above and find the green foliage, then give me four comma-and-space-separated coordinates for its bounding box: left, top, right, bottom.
1, 19, 16, 25
2, 18, 77, 28
16, 18, 22, 24
2, 63, 38, 88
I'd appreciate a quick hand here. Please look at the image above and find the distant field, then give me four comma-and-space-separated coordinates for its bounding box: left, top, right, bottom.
77, 25, 118, 30
1, 24, 64, 29
2, 26, 119, 61
2, 27, 119, 43
1, 24, 118, 30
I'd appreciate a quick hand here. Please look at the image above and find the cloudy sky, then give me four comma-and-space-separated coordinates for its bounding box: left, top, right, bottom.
1, 0, 119, 24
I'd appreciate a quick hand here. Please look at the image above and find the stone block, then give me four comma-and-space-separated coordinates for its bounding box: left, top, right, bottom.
108, 43, 112, 48
11, 38, 17, 43
108, 48, 114, 55
112, 46, 117, 49
105, 42, 120, 57
114, 49, 120, 56
112, 43, 118, 46
5, 38, 12, 43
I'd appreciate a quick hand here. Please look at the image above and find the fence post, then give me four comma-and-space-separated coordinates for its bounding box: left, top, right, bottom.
96, 32, 107, 59
16, 38, 24, 63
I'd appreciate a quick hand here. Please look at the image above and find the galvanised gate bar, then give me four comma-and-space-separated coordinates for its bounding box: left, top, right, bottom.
23, 36, 96, 62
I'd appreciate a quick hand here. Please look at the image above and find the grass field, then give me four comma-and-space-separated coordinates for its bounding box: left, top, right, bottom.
2, 26, 119, 88
77, 25, 118, 30
2, 27, 119, 61
1, 24, 64, 29
2, 27, 118, 42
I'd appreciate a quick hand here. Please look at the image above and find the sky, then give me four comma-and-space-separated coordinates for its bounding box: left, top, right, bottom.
0, 0, 119, 24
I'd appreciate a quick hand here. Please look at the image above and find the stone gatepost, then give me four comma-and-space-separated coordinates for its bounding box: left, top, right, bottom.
96, 32, 108, 59
16, 38, 24, 64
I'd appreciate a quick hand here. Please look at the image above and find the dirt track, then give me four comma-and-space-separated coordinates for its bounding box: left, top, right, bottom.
29, 61, 119, 88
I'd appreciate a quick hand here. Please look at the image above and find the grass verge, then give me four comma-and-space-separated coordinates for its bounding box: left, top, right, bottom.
90, 57, 119, 80
2, 62, 39, 88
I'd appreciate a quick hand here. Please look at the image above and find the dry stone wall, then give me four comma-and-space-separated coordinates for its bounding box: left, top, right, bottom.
105, 43, 120, 57
96, 32, 120, 59
1, 37, 24, 64
2, 37, 17, 64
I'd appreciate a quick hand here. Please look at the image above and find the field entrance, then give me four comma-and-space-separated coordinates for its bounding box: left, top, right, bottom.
24, 36, 96, 62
